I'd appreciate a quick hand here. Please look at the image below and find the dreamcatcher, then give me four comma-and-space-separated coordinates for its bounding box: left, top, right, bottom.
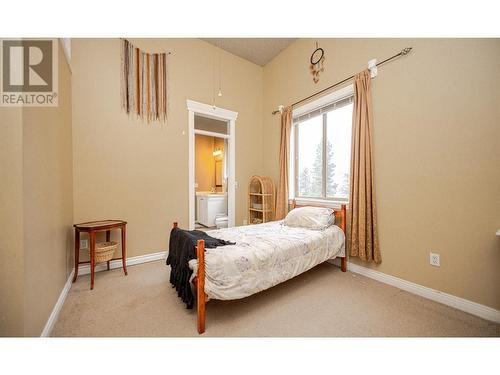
309, 42, 325, 84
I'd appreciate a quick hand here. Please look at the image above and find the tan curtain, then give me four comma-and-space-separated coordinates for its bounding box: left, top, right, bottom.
275, 106, 292, 220
348, 70, 381, 263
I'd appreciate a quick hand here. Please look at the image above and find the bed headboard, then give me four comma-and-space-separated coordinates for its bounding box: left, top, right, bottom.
290, 200, 347, 234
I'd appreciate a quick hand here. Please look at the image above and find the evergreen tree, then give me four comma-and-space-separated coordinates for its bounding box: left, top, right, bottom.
309, 140, 338, 197
325, 141, 337, 196
299, 167, 312, 196
340, 172, 350, 196
311, 142, 323, 196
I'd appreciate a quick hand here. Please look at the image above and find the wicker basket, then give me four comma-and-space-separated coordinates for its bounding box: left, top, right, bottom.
89, 241, 117, 263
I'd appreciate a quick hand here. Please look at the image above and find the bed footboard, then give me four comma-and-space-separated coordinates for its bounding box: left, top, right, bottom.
196, 239, 206, 334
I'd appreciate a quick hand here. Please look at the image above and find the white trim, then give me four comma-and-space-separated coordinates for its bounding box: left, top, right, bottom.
42, 251, 500, 337
41, 251, 167, 337
40, 269, 74, 337
188, 109, 195, 230
292, 84, 354, 118
330, 260, 500, 324
187, 99, 237, 230
227, 118, 236, 227
293, 197, 348, 209
291, 84, 354, 203
78, 251, 166, 275
194, 129, 230, 139
186, 99, 238, 121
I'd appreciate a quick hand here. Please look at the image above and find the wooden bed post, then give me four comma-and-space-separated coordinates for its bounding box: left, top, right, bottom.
172, 222, 206, 334
340, 204, 347, 272
196, 239, 206, 334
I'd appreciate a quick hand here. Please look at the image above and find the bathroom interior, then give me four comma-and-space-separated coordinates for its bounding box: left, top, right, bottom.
194, 116, 228, 230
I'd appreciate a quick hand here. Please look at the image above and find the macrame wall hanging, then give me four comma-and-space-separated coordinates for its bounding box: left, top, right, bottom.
121, 39, 168, 123
309, 42, 325, 84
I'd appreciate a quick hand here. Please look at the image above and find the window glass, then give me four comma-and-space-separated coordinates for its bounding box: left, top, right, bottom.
326, 102, 353, 198
297, 116, 323, 197
293, 94, 353, 201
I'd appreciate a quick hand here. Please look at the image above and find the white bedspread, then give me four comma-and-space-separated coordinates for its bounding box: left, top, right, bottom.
189, 221, 345, 301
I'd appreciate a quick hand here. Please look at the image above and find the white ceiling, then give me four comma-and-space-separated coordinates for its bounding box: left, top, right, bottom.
201, 38, 296, 66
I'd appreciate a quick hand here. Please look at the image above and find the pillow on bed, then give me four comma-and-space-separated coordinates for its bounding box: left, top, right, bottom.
283, 206, 334, 230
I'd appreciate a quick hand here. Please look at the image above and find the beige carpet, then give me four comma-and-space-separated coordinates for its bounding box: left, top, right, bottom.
52, 260, 499, 337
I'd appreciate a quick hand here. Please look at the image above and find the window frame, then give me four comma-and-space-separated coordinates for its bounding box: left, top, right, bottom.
290, 84, 354, 206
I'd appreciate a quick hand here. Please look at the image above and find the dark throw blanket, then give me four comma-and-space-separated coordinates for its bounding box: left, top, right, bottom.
166, 227, 235, 309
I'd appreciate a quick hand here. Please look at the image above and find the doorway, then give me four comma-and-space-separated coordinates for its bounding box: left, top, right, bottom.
194, 133, 227, 230
187, 100, 237, 230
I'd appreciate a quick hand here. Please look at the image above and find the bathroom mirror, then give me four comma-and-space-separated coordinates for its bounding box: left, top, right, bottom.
215, 160, 222, 187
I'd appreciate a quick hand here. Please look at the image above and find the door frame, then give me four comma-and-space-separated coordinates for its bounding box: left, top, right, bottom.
187, 99, 238, 230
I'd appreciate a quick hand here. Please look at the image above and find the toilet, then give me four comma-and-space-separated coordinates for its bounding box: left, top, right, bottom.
214, 214, 228, 229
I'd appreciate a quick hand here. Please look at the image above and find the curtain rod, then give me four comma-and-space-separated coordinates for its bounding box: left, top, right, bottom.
271, 47, 413, 115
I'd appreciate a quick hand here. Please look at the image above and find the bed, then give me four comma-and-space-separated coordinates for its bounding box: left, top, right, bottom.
172, 201, 347, 334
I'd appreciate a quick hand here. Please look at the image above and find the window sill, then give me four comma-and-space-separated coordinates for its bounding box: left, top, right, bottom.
291, 197, 348, 209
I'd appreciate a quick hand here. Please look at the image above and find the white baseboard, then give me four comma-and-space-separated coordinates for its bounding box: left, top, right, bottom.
334, 260, 500, 324
40, 269, 74, 337
40, 250, 167, 337
43, 252, 498, 336
78, 250, 167, 275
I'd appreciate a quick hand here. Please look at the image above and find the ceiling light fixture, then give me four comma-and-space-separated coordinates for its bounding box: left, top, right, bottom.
218, 42, 223, 97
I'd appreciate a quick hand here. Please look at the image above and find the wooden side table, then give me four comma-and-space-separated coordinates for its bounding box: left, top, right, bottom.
73, 220, 128, 290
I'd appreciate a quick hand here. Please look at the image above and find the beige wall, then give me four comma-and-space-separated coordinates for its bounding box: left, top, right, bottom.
71, 39, 264, 258
195, 134, 216, 191
0, 107, 24, 336
2, 38, 498, 336
0, 40, 73, 336
22, 43, 74, 336
263, 39, 500, 310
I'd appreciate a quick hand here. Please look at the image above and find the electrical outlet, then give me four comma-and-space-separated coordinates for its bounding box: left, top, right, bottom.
80, 239, 88, 249
430, 252, 440, 267
243, 219, 248, 226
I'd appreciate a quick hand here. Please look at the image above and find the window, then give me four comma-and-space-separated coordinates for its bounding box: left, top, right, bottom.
292, 86, 353, 202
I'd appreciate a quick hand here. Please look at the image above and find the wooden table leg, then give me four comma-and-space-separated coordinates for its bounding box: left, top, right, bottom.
121, 225, 128, 275
106, 230, 111, 271
73, 230, 80, 282
90, 231, 96, 290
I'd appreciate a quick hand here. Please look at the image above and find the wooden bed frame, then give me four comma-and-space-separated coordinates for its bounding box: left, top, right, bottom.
173, 201, 347, 334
